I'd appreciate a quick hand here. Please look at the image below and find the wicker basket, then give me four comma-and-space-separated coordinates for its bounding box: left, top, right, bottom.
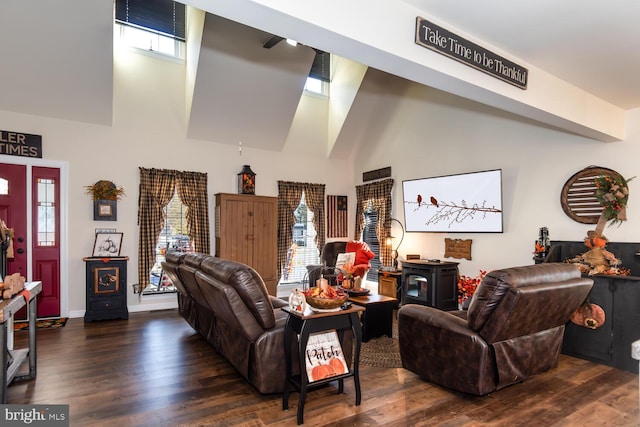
305, 293, 348, 310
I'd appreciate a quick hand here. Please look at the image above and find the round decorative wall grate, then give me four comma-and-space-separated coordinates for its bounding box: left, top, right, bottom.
561, 166, 622, 224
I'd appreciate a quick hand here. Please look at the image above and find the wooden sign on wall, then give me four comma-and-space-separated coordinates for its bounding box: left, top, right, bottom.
444, 238, 472, 260
415, 17, 528, 89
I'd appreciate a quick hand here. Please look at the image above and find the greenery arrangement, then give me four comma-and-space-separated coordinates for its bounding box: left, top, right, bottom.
594, 174, 634, 226
85, 180, 125, 201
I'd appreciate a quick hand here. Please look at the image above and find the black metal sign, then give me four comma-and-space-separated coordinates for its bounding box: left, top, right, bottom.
0, 129, 42, 158
415, 17, 528, 89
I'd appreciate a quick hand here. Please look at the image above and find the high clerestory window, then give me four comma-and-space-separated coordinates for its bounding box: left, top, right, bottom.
305, 51, 331, 96
115, 0, 186, 60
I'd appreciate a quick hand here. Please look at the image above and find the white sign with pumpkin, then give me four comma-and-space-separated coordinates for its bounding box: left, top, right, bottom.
305, 330, 348, 382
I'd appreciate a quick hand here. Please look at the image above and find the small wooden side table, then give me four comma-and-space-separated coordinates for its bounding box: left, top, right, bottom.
377, 270, 402, 302
282, 304, 365, 425
348, 294, 397, 342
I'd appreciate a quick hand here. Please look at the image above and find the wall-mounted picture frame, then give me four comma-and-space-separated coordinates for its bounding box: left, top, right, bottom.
94, 266, 120, 294
92, 232, 123, 257
93, 199, 117, 221
402, 169, 503, 233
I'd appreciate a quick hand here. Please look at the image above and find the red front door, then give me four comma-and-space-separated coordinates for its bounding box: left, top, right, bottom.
31, 167, 61, 318
0, 163, 61, 318
0, 164, 28, 278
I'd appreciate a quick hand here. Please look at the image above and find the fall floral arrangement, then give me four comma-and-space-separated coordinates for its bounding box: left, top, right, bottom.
338, 262, 356, 280
594, 174, 634, 226
458, 269, 487, 305
85, 180, 125, 201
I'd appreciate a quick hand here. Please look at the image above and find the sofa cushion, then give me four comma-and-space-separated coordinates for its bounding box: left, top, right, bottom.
164, 251, 187, 265
183, 252, 209, 269
200, 257, 275, 330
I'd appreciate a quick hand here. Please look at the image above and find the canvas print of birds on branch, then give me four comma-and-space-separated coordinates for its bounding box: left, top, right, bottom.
402, 169, 503, 233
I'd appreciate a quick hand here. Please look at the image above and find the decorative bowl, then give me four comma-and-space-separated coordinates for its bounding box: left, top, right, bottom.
340, 286, 370, 296
305, 293, 348, 310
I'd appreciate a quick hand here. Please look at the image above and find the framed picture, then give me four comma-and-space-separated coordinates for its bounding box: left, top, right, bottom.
93, 200, 117, 221
402, 169, 503, 233
92, 232, 123, 257
94, 266, 120, 294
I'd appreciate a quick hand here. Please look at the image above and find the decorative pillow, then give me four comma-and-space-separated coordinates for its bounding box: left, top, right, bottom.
346, 240, 375, 266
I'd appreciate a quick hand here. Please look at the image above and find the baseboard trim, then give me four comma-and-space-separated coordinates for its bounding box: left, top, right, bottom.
68, 300, 179, 319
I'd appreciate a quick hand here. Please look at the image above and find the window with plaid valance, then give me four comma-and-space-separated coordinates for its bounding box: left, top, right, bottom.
355, 178, 394, 267
137, 167, 209, 293
277, 181, 325, 283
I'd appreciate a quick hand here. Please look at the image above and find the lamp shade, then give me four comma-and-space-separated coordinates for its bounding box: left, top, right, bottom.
237, 165, 256, 194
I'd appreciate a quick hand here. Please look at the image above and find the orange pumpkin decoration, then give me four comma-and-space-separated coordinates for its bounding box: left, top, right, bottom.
571, 301, 606, 329
329, 358, 346, 375
311, 364, 335, 381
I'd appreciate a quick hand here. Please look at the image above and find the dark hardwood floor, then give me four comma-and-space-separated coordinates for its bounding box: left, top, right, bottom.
8, 310, 639, 426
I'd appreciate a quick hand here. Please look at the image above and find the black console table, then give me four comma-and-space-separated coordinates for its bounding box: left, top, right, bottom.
544, 241, 640, 373
401, 260, 459, 310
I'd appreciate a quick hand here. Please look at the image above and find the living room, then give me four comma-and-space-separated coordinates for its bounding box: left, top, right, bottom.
1, 1, 639, 425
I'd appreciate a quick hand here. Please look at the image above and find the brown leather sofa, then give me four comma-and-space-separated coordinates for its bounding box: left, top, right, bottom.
398, 263, 593, 395
163, 253, 352, 394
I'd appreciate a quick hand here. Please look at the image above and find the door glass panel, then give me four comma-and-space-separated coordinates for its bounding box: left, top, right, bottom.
37, 178, 56, 246
0, 178, 7, 195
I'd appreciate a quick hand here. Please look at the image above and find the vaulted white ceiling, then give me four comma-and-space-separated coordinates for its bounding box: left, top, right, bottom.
1, 0, 638, 151
403, 0, 640, 110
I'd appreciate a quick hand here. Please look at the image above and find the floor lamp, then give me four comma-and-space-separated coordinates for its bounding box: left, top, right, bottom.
387, 218, 405, 271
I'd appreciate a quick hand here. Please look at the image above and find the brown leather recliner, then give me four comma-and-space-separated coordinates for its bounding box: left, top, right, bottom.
398, 263, 593, 395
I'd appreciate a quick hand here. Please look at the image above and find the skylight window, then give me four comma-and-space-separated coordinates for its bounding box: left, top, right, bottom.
114, 0, 185, 60
304, 77, 328, 96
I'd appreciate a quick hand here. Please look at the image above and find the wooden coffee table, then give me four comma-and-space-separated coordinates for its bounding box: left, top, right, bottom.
348, 293, 397, 342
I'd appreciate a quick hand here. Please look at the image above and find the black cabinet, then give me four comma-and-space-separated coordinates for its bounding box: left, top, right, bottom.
84, 256, 129, 322
543, 241, 640, 373
562, 275, 640, 373
401, 260, 459, 311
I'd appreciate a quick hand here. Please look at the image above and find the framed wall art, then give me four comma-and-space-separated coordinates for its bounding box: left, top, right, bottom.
94, 199, 117, 221
402, 169, 503, 233
92, 232, 123, 257
94, 266, 120, 294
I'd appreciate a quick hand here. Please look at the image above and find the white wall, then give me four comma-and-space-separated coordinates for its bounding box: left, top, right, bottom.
2, 37, 640, 317
353, 76, 640, 278
0, 46, 353, 317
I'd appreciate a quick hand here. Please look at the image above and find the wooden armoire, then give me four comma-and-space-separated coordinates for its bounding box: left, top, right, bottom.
214, 193, 278, 295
